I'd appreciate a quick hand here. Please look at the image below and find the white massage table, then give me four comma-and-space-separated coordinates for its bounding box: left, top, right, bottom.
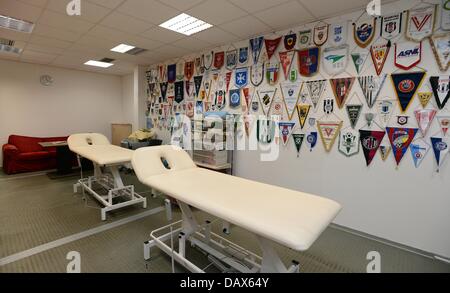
68, 133, 147, 220
132, 145, 341, 273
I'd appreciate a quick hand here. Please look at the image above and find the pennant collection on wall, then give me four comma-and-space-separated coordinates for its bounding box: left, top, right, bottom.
146, 1, 450, 172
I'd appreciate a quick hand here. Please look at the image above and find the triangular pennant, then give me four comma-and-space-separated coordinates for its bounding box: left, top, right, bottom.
317, 121, 343, 152
292, 133, 305, 157
279, 51, 295, 80
280, 81, 302, 120
391, 72, 426, 112
418, 92, 433, 108
258, 88, 277, 117
306, 80, 327, 111
329, 77, 355, 109
271, 98, 284, 118
346, 104, 363, 129
278, 122, 296, 146
250, 36, 264, 65
386, 127, 418, 166
429, 34, 450, 72
410, 138, 431, 168
314, 24, 329, 46
358, 74, 387, 108
249, 91, 260, 114
376, 99, 396, 127
306, 130, 318, 152
338, 129, 360, 157
297, 104, 311, 129
359, 130, 386, 166
379, 137, 392, 162
414, 109, 437, 137
351, 52, 368, 74
430, 136, 449, 171
370, 40, 391, 75
437, 116, 450, 136
265, 37, 282, 61
430, 76, 450, 110
225, 71, 232, 92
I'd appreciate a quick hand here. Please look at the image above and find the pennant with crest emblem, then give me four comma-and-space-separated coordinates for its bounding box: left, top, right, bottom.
418, 92, 433, 108
292, 133, 305, 157
380, 13, 403, 40
250, 36, 264, 65
323, 45, 349, 75
167, 64, 177, 83
379, 138, 392, 162
258, 88, 277, 117
265, 37, 282, 61
226, 50, 237, 70
298, 29, 312, 49
351, 52, 369, 74
410, 138, 431, 168
298, 47, 320, 77
386, 127, 418, 166
431, 136, 449, 171
359, 130, 386, 166
239, 47, 249, 65
429, 76, 450, 110
184, 61, 194, 81
235, 67, 249, 89
329, 77, 355, 109
193, 76, 203, 99
429, 34, 450, 72
280, 81, 302, 120
339, 129, 360, 157
437, 116, 450, 136
370, 41, 391, 75
415, 109, 437, 137
395, 41, 422, 70
250, 63, 264, 87
271, 97, 284, 118
229, 89, 241, 108
214, 51, 225, 69
202, 51, 213, 71
317, 121, 342, 152
346, 104, 363, 129
330, 22, 348, 46
278, 122, 296, 146
376, 99, 396, 127
284, 32, 297, 50
391, 72, 425, 112
266, 62, 280, 86
297, 104, 311, 129
306, 129, 318, 152
406, 5, 436, 42
354, 18, 376, 48
314, 24, 329, 46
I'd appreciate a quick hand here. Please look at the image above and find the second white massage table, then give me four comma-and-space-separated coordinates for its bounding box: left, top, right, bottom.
68, 133, 148, 220
132, 145, 341, 273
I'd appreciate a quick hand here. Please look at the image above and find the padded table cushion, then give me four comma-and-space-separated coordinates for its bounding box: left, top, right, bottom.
68, 133, 134, 165
133, 146, 341, 251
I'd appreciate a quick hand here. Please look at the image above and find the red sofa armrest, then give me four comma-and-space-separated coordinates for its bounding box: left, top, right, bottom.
3, 144, 19, 157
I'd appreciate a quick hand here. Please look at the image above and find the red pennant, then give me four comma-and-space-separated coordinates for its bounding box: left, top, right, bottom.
265, 37, 282, 60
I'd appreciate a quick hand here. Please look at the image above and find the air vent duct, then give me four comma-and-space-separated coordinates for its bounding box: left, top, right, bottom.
126, 47, 147, 55
0, 38, 22, 54
99, 58, 115, 63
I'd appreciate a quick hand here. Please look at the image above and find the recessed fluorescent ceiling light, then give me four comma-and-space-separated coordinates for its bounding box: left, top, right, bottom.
0, 14, 34, 33
111, 44, 135, 53
84, 60, 114, 68
159, 13, 213, 36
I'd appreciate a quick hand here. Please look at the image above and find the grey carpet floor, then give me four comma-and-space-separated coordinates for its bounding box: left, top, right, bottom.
0, 170, 449, 273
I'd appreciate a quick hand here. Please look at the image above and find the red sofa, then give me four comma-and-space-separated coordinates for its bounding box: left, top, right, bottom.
2, 135, 70, 175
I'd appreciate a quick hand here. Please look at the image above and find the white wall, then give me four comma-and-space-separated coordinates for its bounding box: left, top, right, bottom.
122, 74, 134, 125
147, 0, 450, 259
0, 59, 124, 165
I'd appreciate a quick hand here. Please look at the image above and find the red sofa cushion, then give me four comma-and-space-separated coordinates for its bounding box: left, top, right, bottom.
8, 135, 68, 153
17, 151, 52, 161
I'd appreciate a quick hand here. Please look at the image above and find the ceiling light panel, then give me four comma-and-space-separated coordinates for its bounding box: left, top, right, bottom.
0, 14, 35, 33
84, 60, 114, 68
111, 44, 135, 53
159, 13, 213, 36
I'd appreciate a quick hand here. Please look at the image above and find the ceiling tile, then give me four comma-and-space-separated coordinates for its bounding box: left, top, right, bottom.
228, 0, 291, 13
33, 24, 82, 42
20, 49, 58, 64
38, 10, 96, 34
124, 35, 164, 50
158, 0, 204, 11
87, 25, 130, 42
220, 16, 272, 39
140, 26, 185, 44
152, 44, 192, 60
46, 0, 112, 23
186, 0, 248, 25
172, 37, 212, 52
25, 43, 66, 55
100, 12, 154, 34
0, 28, 32, 42
74, 34, 118, 50
193, 27, 239, 45
254, 1, 315, 30
29, 34, 73, 49
86, 0, 125, 9
298, 0, 370, 19
117, 0, 179, 24
0, 52, 20, 60
0, 0, 43, 22
17, 0, 49, 8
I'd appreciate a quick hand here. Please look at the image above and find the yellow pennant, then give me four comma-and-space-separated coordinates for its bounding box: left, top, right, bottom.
418, 92, 433, 108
